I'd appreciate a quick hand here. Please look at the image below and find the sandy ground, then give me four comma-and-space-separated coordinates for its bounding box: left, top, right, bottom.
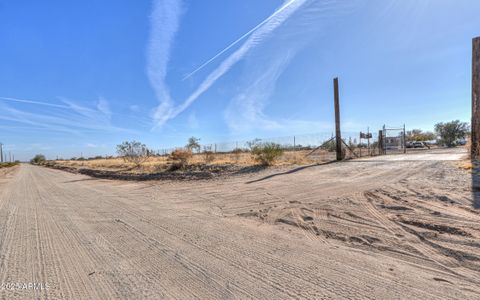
0, 147, 479, 299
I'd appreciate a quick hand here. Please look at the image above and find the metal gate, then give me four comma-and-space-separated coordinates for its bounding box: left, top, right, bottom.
382, 125, 406, 154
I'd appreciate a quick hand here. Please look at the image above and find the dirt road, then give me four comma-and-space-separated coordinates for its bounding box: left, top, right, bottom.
0, 148, 479, 299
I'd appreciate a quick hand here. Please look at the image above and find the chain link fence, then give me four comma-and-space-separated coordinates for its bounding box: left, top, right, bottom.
151, 131, 385, 163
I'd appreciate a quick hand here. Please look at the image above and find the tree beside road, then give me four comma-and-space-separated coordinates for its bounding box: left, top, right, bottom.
435, 120, 469, 147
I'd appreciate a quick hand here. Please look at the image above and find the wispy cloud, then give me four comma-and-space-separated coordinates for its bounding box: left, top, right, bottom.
151, 0, 309, 127
223, 50, 332, 134
129, 104, 140, 112
187, 111, 199, 129
147, 0, 183, 128
96, 97, 111, 119
0, 97, 136, 135
224, 52, 295, 132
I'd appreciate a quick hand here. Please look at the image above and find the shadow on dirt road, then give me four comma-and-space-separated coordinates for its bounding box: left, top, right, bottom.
471, 160, 480, 209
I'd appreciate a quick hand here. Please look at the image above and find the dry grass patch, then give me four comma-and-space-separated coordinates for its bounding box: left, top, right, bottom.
0, 162, 18, 169
52, 149, 325, 175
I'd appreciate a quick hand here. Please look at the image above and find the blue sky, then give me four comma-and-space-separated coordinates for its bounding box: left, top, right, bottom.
0, 0, 479, 160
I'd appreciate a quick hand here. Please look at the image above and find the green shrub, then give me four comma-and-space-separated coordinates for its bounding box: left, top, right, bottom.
250, 142, 284, 166
320, 139, 336, 152
30, 154, 46, 165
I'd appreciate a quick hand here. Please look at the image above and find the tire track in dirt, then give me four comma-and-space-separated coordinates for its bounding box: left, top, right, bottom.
62, 172, 448, 300
1, 153, 478, 299
76, 159, 476, 298
34, 167, 252, 299
31, 168, 165, 299
73, 182, 329, 299
361, 191, 462, 273
52, 170, 382, 298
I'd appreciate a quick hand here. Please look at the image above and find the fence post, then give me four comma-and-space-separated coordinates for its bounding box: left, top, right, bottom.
378, 130, 383, 155
359, 132, 362, 157
382, 125, 386, 154
334, 78, 343, 161
472, 37, 480, 158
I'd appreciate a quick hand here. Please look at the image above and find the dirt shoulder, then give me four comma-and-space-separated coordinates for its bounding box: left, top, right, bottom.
0, 163, 19, 176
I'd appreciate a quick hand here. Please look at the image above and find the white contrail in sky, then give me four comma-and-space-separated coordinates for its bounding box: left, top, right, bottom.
163, 0, 308, 123
152, 0, 308, 127
182, 0, 299, 80
0, 96, 72, 109
147, 0, 183, 127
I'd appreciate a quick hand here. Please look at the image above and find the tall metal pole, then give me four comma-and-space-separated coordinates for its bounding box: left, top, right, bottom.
403, 124, 407, 154
334, 78, 343, 161
0, 143, 3, 163
472, 37, 480, 158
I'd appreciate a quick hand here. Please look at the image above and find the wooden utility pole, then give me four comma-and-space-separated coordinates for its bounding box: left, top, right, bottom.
334, 78, 343, 161
472, 37, 480, 158
378, 130, 384, 155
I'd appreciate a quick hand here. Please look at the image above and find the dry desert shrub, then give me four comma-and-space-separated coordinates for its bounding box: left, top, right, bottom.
169, 149, 193, 169
231, 148, 242, 163
204, 151, 215, 164
116, 141, 150, 167
53, 149, 319, 174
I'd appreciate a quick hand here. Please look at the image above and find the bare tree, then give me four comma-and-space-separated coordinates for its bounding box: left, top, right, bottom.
116, 141, 150, 167
186, 137, 201, 153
